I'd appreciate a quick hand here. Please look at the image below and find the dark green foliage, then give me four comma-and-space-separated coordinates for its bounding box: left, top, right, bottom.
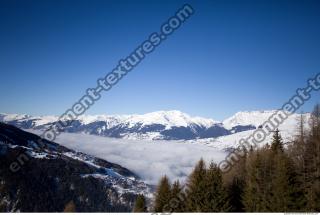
153, 159, 230, 212
271, 129, 284, 153
243, 150, 269, 211
152, 104, 320, 212
153, 175, 171, 212
133, 194, 147, 212
169, 180, 186, 212
303, 105, 320, 211
269, 152, 302, 211
304, 139, 320, 211
203, 162, 230, 212
227, 177, 245, 212
243, 132, 304, 212
185, 158, 208, 212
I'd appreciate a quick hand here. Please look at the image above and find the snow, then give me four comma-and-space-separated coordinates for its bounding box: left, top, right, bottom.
1, 110, 309, 133
66, 110, 219, 129
185, 129, 288, 151
63, 152, 102, 169
1, 110, 219, 130
121, 132, 163, 140
33, 115, 59, 126
223, 110, 310, 130
81, 172, 150, 196
123, 110, 218, 129
76, 114, 128, 127
26, 151, 53, 159
188, 112, 311, 150
0, 113, 31, 121
0, 113, 58, 127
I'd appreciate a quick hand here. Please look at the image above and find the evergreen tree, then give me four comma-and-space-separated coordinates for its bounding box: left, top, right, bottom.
288, 113, 308, 210
169, 180, 186, 212
185, 158, 207, 212
150, 106, 320, 212
310, 104, 320, 137
153, 175, 171, 212
203, 162, 230, 212
225, 151, 247, 212
133, 194, 147, 212
269, 152, 303, 211
271, 129, 284, 153
297, 112, 306, 144
227, 177, 245, 212
304, 140, 320, 211
243, 150, 273, 212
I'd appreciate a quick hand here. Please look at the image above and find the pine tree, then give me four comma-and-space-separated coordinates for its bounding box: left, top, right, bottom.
153, 175, 171, 212
269, 152, 302, 211
149, 107, 320, 212
185, 158, 207, 212
133, 194, 147, 212
297, 112, 306, 144
303, 106, 320, 211
288, 112, 308, 210
304, 137, 320, 211
224, 151, 247, 212
271, 129, 284, 153
310, 104, 320, 137
267, 130, 303, 211
203, 162, 229, 212
227, 177, 245, 212
290, 112, 307, 169
169, 180, 186, 212
243, 150, 273, 212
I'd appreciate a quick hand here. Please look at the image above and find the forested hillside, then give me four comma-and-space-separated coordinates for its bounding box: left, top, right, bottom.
139, 105, 320, 212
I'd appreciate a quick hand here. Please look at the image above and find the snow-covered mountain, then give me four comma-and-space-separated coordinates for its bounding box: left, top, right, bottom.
187, 110, 311, 151
0, 111, 229, 140
223, 110, 308, 130
0, 110, 310, 141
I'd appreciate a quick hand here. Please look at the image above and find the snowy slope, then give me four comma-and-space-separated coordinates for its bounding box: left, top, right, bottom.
123, 110, 218, 129
223, 110, 310, 131
0, 123, 151, 212
190, 111, 311, 150
0, 111, 218, 128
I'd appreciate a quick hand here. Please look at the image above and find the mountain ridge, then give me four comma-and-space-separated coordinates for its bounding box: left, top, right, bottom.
0, 110, 310, 140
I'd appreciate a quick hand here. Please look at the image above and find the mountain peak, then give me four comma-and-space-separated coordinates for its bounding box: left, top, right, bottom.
124, 110, 218, 129
223, 110, 287, 129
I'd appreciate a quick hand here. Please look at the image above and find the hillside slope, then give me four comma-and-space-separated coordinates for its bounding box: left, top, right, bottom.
0, 123, 150, 212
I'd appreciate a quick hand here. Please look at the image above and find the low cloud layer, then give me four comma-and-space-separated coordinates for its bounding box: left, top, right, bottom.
28, 130, 226, 185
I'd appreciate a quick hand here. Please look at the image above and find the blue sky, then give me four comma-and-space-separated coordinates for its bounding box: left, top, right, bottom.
0, 0, 320, 120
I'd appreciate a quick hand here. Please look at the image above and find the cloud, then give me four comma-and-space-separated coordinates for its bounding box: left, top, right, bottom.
27, 130, 226, 185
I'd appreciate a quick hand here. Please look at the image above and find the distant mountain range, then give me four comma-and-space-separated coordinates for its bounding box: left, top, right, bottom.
0, 110, 310, 141
0, 123, 151, 212
0, 110, 312, 212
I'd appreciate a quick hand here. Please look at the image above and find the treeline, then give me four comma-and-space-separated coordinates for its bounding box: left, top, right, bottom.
134, 105, 320, 212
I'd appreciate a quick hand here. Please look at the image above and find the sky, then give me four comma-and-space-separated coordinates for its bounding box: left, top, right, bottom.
1, 0, 320, 120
